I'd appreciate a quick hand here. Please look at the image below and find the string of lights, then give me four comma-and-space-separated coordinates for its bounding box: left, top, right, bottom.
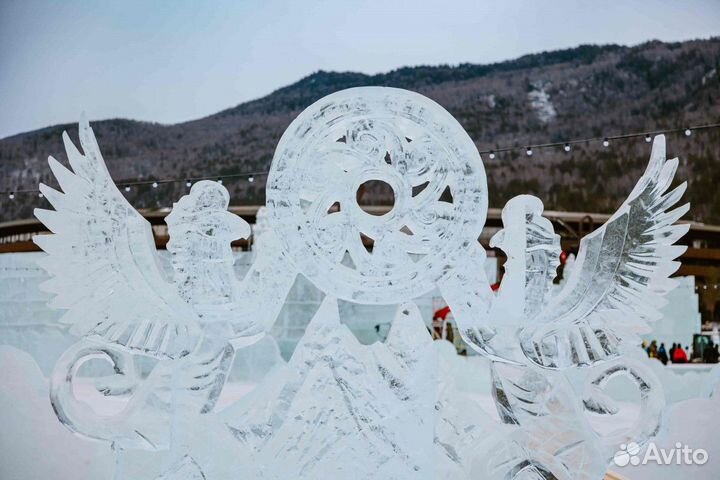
3, 170, 270, 199
481, 122, 720, 158
3, 122, 720, 199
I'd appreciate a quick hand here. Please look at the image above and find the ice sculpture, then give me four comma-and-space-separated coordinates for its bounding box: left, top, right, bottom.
219, 296, 494, 478
266, 87, 488, 304
33, 119, 266, 475
32, 87, 689, 480
455, 137, 688, 479
166, 181, 249, 307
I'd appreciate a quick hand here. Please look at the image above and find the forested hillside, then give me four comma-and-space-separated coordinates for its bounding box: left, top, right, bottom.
1, 38, 719, 222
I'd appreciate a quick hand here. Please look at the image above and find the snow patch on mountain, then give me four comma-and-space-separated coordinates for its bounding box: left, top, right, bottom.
528, 82, 557, 123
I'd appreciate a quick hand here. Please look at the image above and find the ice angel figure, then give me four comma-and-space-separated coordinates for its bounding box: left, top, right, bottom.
32, 118, 275, 477
441, 135, 688, 479
166, 182, 248, 307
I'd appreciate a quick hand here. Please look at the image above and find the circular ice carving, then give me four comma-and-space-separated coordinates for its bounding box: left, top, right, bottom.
267, 87, 488, 304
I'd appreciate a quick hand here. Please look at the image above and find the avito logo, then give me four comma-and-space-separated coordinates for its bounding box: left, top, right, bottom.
613, 442, 708, 467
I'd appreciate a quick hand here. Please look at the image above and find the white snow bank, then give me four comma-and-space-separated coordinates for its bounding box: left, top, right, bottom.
0, 345, 114, 480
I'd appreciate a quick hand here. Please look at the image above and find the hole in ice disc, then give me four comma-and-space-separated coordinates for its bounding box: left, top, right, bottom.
360, 232, 375, 253
400, 225, 414, 236
439, 185, 454, 204
327, 201, 341, 214
412, 181, 429, 197
356, 179, 395, 216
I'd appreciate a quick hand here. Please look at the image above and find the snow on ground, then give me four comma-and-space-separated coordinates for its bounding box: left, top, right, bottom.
612, 394, 720, 479
0, 346, 114, 480
1, 342, 718, 479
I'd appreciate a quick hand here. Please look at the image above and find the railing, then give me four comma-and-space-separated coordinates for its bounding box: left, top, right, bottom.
5, 206, 720, 281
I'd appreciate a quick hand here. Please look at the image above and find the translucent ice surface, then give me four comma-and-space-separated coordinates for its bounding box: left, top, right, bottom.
27, 88, 693, 479
266, 87, 488, 305
444, 135, 688, 479
222, 297, 494, 479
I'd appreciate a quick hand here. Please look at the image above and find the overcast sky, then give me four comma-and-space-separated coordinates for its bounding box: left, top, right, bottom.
1, 0, 719, 139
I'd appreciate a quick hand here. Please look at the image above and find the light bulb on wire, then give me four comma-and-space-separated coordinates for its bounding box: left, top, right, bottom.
1, 123, 715, 202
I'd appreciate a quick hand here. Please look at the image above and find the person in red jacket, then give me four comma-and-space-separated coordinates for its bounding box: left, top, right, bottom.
672, 345, 688, 364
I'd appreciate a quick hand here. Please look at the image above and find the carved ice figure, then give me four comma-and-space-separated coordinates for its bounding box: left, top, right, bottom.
222, 296, 491, 479
33, 87, 690, 480
166, 181, 249, 307
451, 136, 688, 479
224, 298, 433, 478
33, 118, 267, 476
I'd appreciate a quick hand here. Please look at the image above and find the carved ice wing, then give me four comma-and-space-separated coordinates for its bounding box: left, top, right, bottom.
486, 363, 606, 479
33, 118, 202, 359
520, 135, 689, 368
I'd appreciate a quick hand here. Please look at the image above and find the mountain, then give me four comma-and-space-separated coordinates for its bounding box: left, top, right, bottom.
1, 38, 719, 223
221, 297, 492, 479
